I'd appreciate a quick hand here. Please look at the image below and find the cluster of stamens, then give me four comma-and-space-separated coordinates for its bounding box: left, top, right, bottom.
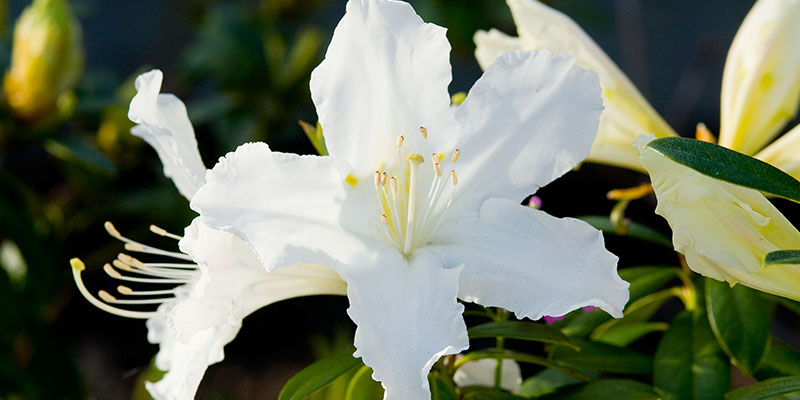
373, 126, 460, 256
70, 222, 198, 319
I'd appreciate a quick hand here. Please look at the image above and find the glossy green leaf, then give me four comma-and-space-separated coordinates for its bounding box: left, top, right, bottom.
536, 379, 661, 400
278, 352, 362, 400
705, 278, 770, 375
619, 266, 681, 302
755, 340, 800, 379
468, 321, 576, 349
516, 369, 581, 398
299, 120, 328, 156
556, 308, 612, 338
456, 350, 591, 381
429, 371, 459, 400
578, 215, 672, 247
654, 309, 730, 400
765, 250, 800, 266
725, 377, 800, 399
344, 365, 383, 400
43, 138, 116, 174
646, 137, 800, 203
550, 340, 652, 374
594, 322, 669, 347
590, 288, 679, 342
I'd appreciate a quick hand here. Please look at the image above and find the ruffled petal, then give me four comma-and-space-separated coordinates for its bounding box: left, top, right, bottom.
145, 219, 347, 400
343, 249, 468, 400
191, 142, 385, 272
427, 198, 628, 319
638, 136, 800, 301
719, 0, 800, 154
128, 70, 206, 200
755, 123, 800, 180
310, 0, 457, 174
473, 28, 521, 70
474, 0, 676, 171
453, 50, 602, 213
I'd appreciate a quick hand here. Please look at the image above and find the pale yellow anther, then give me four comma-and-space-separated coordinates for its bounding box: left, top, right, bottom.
104, 221, 121, 238
124, 243, 147, 252
112, 259, 133, 272
431, 152, 438, 164
374, 171, 381, 187
149, 225, 168, 236
117, 285, 133, 295
381, 214, 388, 224
117, 253, 145, 269
434, 163, 442, 178
70, 258, 85, 272
451, 149, 460, 164
98, 290, 117, 303
103, 263, 122, 278
396, 135, 405, 147
450, 170, 458, 185
381, 172, 388, 186
419, 126, 428, 139
390, 177, 398, 194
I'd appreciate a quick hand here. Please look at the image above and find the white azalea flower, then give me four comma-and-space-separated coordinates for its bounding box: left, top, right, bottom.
70, 70, 347, 400
453, 359, 522, 392
190, 1, 629, 399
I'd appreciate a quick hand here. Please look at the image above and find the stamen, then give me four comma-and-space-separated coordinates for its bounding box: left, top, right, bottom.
451, 149, 460, 164
118, 286, 180, 296
434, 163, 442, 178
69, 258, 160, 319
451, 170, 458, 185
374, 171, 381, 187
403, 154, 425, 254
150, 225, 183, 240
381, 172, 387, 186
123, 242, 193, 260
117, 285, 133, 295
99, 290, 117, 303
419, 126, 428, 139
381, 214, 388, 224
389, 177, 398, 195
396, 135, 405, 147
103, 263, 187, 284
104, 263, 122, 278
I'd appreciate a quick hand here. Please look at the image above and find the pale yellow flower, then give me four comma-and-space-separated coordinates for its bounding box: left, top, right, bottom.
637, 135, 800, 301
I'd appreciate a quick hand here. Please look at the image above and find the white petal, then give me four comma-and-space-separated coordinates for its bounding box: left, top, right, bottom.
474, 28, 522, 70
453, 358, 522, 392
343, 249, 468, 400
755, 123, 800, 180
453, 50, 602, 212
128, 70, 206, 200
428, 198, 628, 319
719, 0, 800, 154
310, 0, 457, 174
145, 219, 347, 400
191, 142, 383, 272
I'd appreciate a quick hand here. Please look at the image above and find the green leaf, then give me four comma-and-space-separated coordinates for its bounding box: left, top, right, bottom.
299, 120, 328, 156
516, 369, 580, 397
594, 322, 669, 347
429, 371, 459, 400
536, 379, 662, 400
646, 137, 800, 203
705, 278, 770, 375
556, 308, 612, 338
654, 309, 730, 400
344, 365, 383, 400
578, 215, 672, 247
456, 350, 590, 380
725, 377, 800, 399
756, 339, 800, 379
43, 137, 116, 174
764, 250, 800, 266
468, 321, 576, 349
619, 266, 681, 302
550, 340, 652, 374
462, 390, 528, 400
590, 288, 679, 342
278, 352, 362, 400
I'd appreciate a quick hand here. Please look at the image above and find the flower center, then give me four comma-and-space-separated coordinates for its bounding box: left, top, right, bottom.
371, 126, 459, 256
70, 221, 198, 319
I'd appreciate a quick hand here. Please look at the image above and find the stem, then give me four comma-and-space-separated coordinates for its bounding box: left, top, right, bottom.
493, 308, 509, 390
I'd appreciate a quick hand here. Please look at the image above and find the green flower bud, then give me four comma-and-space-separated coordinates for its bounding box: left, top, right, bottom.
3, 0, 84, 120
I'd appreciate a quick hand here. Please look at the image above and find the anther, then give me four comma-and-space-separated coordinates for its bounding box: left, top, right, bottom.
104, 221, 121, 238
419, 126, 428, 139
117, 285, 133, 295
374, 171, 381, 187
118, 253, 145, 269
112, 259, 133, 272
99, 290, 117, 303
381, 214, 388, 224
431, 152, 438, 164
396, 135, 405, 147
124, 243, 147, 252
69, 258, 161, 319
451, 170, 458, 185
451, 149, 460, 164
103, 263, 122, 278
150, 225, 182, 240
381, 172, 387, 186
434, 163, 442, 178
390, 177, 398, 194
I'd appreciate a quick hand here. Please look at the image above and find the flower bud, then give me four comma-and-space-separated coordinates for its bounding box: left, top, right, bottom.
3, 0, 84, 120
474, 0, 677, 172
719, 0, 800, 155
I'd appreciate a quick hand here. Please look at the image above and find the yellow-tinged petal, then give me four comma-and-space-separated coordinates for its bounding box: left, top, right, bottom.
475, 0, 676, 171
755, 123, 800, 180
718, 0, 800, 155
636, 135, 800, 301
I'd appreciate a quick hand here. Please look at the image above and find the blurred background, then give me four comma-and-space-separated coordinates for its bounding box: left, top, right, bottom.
0, 0, 769, 398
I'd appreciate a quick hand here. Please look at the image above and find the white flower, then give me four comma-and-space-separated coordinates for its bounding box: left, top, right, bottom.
474, 0, 677, 172
70, 70, 347, 400
189, 1, 629, 399
453, 359, 522, 392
